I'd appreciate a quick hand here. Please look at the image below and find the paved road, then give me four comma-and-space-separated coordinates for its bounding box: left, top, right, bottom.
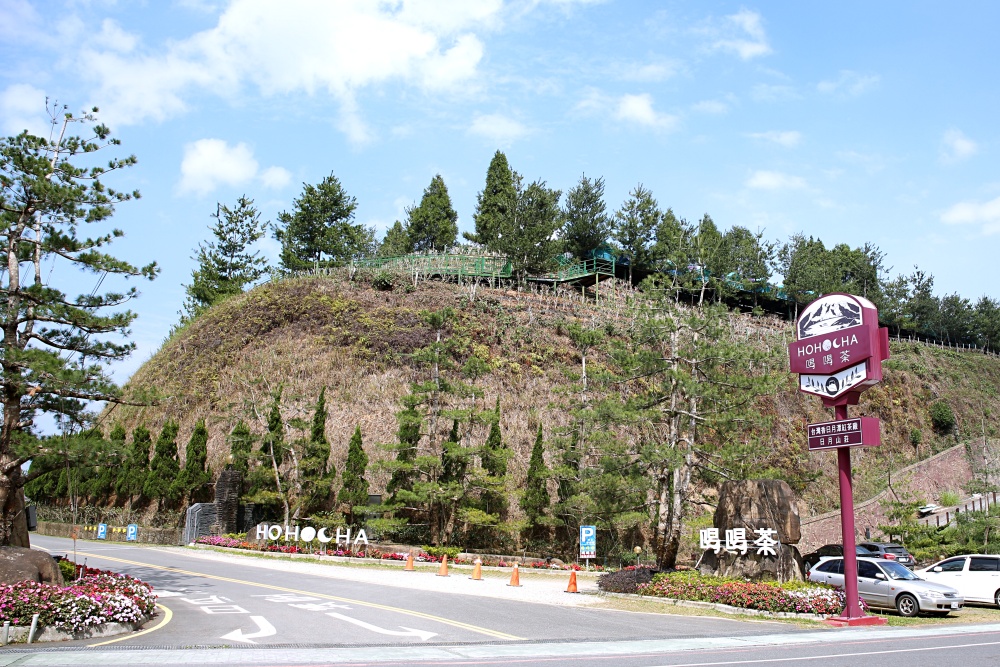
6, 536, 1000, 667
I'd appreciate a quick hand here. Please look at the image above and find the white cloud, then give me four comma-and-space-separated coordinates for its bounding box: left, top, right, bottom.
746, 170, 807, 191
941, 196, 1000, 235
75, 0, 499, 136
751, 83, 797, 102
0, 83, 50, 136
748, 130, 801, 147
817, 70, 879, 97
692, 99, 728, 114
178, 139, 291, 196
940, 128, 978, 164
94, 19, 138, 53
710, 9, 772, 60
259, 166, 292, 190
468, 113, 530, 145
620, 59, 680, 83
614, 94, 677, 130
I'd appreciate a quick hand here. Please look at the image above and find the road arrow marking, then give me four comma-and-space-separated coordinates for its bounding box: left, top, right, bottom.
220, 616, 276, 644
326, 612, 437, 641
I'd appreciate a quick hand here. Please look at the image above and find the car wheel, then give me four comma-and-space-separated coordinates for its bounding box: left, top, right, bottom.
995, 589, 1000, 609
896, 593, 919, 618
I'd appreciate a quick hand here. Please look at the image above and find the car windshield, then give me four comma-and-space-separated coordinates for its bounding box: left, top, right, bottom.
884, 547, 908, 555
881, 561, 919, 580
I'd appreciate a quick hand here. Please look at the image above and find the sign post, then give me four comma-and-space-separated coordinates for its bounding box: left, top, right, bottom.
789, 293, 889, 626
579, 525, 596, 570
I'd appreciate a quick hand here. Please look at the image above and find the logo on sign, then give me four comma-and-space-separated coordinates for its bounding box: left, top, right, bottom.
797, 295, 863, 339
96, 523, 108, 540
126, 524, 138, 541
579, 525, 596, 559
799, 360, 869, 398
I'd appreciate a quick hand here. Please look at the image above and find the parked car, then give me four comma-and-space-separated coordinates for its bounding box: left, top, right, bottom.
858, 542, 915, 568
808, 556, 964, 617
916, 555, 1000, 607
802, 544, 875, 572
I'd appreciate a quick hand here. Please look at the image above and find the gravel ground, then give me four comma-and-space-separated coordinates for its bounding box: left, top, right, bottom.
165, 546, 605, 606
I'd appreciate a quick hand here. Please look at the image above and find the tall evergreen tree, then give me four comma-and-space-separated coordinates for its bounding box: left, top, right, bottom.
521, 424, 550, 532
117, 426, 151, 508
273, 173, 375, 271
89, 423, 126, 500
465, 150, 516, 251
561, 174, 612, 260
0, 105, 158, 546
144, 421, 181, 506
227, 420, 254, 476
179, 419, 211, 501
406, 175, 459, 252
339, 425, 369, 526
296, 386, 333, 516
500, 178, 562, 282
613, 184, 661, 283
182, 196, 269, 321
479, 399, 509, 519
386, 394, 422, 501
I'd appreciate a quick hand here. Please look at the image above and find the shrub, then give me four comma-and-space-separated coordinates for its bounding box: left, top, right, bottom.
57, 559, 76, 581
939, 491, 961, 506
929, 401, 955, 433
597, 566, 657, 594
422, 545, 461, 560
909, 429, 922, 446
638, 571, 850, 615
372, 271, 394, 291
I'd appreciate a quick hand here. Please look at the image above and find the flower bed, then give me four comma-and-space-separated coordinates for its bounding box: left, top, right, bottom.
193, 536, 601, 570
638, 571, 851, 615
0, 572, 156, 634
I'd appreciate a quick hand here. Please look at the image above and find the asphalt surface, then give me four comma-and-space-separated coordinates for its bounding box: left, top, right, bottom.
4, 536, 1000, 666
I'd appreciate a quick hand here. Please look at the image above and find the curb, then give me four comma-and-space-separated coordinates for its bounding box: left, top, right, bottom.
1, 614, 151, 645
598, 592, 827, 620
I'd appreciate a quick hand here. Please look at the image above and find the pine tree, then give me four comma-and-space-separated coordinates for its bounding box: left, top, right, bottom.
117, 426, 152, 508
465, 150, 516, 251
89, 423, 126, 500
561, 174, 611, 260
273, 173, 375, 271
179, 420, 211, 501
296, 387, 333, 516
0, 105, 158, 546
144, 421, 181, 506
386, 394, 422, 501
182, 196, 269, 321
339, 425, 370, 526
521, 424, 550, 529
479, 399, 509, 519
228, 420, 254, 475
613, 184, 661, 283
406, 175, 458, 252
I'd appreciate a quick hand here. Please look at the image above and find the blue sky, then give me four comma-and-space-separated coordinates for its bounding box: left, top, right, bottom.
2, 0, 998, 383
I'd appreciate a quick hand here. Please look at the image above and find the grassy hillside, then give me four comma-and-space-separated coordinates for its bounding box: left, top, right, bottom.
112, 273, 1000, 521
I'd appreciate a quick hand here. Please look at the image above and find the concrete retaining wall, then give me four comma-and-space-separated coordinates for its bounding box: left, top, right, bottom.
36, 521, 182, 546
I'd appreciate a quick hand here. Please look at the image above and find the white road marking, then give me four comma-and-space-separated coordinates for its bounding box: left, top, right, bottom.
219, 616, 277, 644
326, 611, 437, 641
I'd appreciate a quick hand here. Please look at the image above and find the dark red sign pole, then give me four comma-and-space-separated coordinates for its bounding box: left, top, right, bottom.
834, 403, 863, 620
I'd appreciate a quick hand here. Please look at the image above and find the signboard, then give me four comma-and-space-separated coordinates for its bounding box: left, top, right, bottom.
789, 293, 889, 403
126, 524, 139, 541
579, 525, 596, 559
96, 523, 108, 540
807, 417, 881, 450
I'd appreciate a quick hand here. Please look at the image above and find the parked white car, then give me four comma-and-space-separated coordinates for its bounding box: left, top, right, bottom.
916, 555, 1000, 607
809, 556, 964, 617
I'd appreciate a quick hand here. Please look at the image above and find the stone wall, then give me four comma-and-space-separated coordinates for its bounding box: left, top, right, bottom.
800, 444, 972, 552
36, 521, 182, 546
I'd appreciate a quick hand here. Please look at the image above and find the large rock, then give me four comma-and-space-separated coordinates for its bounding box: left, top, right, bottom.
698, 479, 803, 582
714, 479, 801, 544
0, 546, 64, 585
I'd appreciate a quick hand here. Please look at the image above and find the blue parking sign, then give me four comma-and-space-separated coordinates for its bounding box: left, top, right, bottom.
97, 523, 108, 540
579, 525, 597, 559
126, 524, 138, 542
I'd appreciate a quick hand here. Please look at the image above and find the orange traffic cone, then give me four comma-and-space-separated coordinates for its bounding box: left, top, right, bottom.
404, 551, 415, 571
507, 562, 522, 587
437, 554, 450, 577
565, 570, 578, 593
471, 558, 483, 581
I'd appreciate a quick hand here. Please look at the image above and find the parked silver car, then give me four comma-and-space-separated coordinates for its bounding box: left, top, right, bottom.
808, 556, 964, 617
916, 554, 1000, 607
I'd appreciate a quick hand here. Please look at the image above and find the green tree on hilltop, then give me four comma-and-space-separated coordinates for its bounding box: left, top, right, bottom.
407, 174, 458, 252
182, 196, 269, 322
613, 184, 661, 284
379, 220, 412, 257
466, 151, 516, 251
274, 173, 375, 271
561, 174, 611, 261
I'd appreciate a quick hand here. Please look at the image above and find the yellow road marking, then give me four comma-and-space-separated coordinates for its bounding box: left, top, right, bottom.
73, 550, 521, 640
88, 603, 173, 647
